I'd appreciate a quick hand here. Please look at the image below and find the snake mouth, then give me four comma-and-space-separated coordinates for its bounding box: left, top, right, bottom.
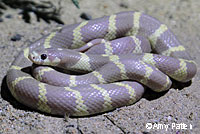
28, 51, 42, 64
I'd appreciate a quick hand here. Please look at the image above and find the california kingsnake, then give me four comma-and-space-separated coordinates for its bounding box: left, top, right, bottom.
6, 11, 197, 117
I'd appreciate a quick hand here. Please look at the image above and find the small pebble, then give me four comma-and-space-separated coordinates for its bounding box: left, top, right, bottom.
167, 115, 172, 121
0, 18, 3, 22
119, 3, 129, 8
5, 14, 12, 19
66, 125, 75, 128
80, 13, 92, 20
142, 131, 151, 134
11, 34, 22, 41
152, 119, 158, 123
169, 15, 173, 19
1, 111, 6, 116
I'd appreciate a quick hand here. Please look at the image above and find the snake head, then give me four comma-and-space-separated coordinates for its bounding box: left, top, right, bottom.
28, 49, 61, 66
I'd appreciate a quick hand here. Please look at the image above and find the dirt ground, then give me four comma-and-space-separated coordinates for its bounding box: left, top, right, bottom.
0, 0, 200, 133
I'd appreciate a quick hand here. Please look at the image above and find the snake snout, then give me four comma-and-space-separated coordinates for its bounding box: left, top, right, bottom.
28, 54, 34, 62
28, 51, 41, 64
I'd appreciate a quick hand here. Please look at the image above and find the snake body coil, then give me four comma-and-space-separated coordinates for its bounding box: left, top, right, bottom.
6, 11, 197, 117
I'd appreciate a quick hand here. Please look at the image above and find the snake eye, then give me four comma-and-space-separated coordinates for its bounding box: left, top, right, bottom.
41, 54, 47, 60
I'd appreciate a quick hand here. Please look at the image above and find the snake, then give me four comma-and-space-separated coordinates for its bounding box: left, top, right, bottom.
6, 11, 197, 117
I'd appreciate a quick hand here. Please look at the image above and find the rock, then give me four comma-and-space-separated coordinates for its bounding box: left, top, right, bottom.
80, 12, 92, 20
11, 34, 22, 41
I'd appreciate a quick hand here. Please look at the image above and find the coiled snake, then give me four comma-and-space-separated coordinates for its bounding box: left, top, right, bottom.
6, 11, 197, 117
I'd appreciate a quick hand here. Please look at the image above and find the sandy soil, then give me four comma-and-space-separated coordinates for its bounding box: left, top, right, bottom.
0, 0, 200, 133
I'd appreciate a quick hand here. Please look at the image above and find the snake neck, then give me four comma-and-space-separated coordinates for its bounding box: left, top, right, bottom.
53, 49, 109, 72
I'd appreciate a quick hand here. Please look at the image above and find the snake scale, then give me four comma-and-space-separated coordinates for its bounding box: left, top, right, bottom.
6, 11, 197, 117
